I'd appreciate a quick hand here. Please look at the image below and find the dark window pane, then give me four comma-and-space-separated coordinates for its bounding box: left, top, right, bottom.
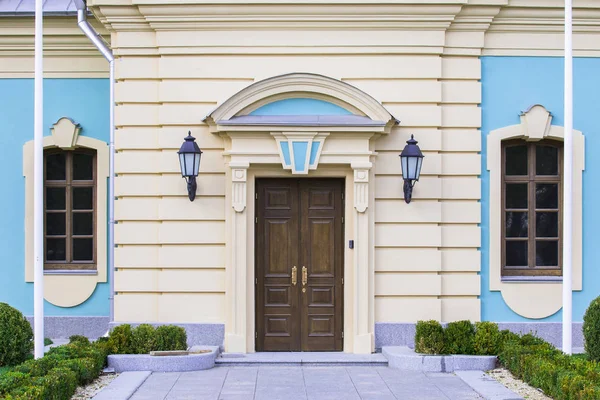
536, 212, 559, 238
505, 145, 528, 176
506, 241, 528, 267
46, 187, 66, 210
46, 153, 66, 180
506, 212, 528, 237
536, 183, 558, 209
73, 213, 93, 235
73, 187, 93, 210
73, 153, 94, 180
46, 238, 66, 261
536, 241, 559, 267
46, 213, 66, 235
536, 145, 559, 175
73, 238, 93, 261
506, 183, 528, 209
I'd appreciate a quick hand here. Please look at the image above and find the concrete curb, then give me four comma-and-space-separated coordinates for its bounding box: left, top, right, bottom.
382, 346, 497, 372
92, 371, 151, 400
455, 370, 524, 400
108, 346, 219, 373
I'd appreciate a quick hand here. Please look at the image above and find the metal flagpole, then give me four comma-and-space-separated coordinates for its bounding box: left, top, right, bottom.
562, 0, 573, 356
33, 0, 45, 359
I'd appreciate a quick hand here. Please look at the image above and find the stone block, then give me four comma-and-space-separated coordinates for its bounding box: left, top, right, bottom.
107, 346, 219, 373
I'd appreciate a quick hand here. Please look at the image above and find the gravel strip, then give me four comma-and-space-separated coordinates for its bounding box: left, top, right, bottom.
488, 368, 552, 400
71, 373, 119, 400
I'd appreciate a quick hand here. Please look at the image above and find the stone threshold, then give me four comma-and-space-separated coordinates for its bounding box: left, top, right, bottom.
215, 351, 388, 366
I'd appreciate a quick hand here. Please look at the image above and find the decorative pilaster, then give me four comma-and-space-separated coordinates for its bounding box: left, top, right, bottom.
226, 161, 249, 352
351, 162, 374, 353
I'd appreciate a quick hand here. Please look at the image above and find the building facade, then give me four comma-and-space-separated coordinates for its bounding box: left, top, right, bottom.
0, 0, 598, 353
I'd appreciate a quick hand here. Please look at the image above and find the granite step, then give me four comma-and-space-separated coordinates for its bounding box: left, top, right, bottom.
215, 351, 388, 366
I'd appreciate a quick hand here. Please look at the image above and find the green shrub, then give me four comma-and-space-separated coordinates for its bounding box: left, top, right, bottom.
473, 322, 501, 355
108, 324, 134, 354
0, 340, 107, 400
414, 320, 445, 355
44, 338, 53, 346
132, 324, 157, 354
498, 337, 600, 400
0, 372, 29, 395
57, 358, 97, 385
583, 295, 600, 362
444, 320, 475, 355
69, 335, 90, 346
5, 366, 78, 400
0, 303, 33, 367
155, 325, 187, 351
94, 336, 116, 356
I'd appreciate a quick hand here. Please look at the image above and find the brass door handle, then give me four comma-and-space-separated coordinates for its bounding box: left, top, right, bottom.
291, 266, 297, 286
302, 266, 307, 286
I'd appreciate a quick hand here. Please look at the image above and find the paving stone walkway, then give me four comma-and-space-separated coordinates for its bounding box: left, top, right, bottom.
128, 366, 484, 400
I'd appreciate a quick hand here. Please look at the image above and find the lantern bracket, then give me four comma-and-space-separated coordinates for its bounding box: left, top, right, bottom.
186, 176, 197, 202
403, 179, 415, 204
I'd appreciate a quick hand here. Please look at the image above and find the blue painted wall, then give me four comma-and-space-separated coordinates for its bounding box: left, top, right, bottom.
481, 57, 600, 322
250, 98, 352, 115
0, 79, 110, 316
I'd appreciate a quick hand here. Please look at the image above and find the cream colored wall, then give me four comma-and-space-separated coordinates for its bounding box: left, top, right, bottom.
89, 0, 490, 325
111, 55, 481, 324
0, 17, 109, 78
83, 0, 600, 328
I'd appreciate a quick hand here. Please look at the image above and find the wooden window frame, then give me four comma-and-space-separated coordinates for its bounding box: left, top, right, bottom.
501, 139, 563, 277
44, 148, 97, 271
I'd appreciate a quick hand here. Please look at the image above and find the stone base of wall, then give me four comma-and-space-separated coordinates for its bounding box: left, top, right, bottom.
109, 322, 225, 350
26, 316, 110, 339
375, 322, 584, 351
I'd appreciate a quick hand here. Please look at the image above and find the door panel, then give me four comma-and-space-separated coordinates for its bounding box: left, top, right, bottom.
256, 178, 343, 352
299, 180, 344, 351
256, 179, 299, 351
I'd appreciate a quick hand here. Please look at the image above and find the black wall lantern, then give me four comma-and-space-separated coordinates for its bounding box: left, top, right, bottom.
399, 134, 424, 204
178, 132, 202, 202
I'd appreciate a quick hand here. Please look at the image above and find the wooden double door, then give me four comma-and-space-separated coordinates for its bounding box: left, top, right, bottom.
255, 178, 344, 352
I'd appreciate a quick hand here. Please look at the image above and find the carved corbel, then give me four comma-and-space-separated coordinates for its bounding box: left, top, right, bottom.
231, 162, 249, 213
352, 163, 371, 213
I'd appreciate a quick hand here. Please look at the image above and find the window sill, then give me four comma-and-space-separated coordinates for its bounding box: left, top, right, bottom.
44, 270, 98, 276
501, 276, 562, 283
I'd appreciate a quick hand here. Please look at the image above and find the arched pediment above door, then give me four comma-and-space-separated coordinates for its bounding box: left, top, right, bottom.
204, 73, 398, 174
203, 73, 398, 133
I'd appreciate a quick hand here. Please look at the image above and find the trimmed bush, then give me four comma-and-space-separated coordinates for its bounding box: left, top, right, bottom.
583, 295, 600, 362
0, 372, 29, 394
108, 324, 134, 354
414, 320, 445, 355
0, 303, 33, 367
444, 320, 475, 355
499, 339, 600, 400
69, 335, 90, 346
44, 338, 53, 346
0, 340, 108, 400
132, 324, 157, 354
473, 322, 502, 355
155, 325, 187, 351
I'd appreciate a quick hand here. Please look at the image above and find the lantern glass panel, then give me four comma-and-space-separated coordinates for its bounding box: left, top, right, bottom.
407, 156, 419, 180
193, 152, 201, 176
182, 153, 197, 178
179, 153, 187, 177
415, 157, 423, 181
401, 156, 408, 179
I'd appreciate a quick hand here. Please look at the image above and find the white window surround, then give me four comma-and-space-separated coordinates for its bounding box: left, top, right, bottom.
487, 105, 584, 319
23, 117, 108, 308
